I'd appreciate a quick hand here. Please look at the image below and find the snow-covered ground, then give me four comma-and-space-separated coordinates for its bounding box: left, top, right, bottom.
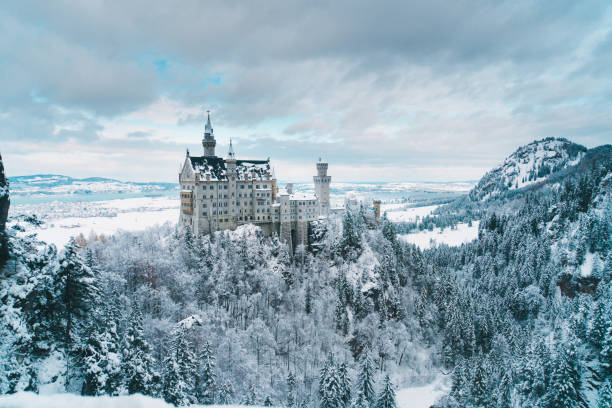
0, 392, 266, 408
396, 376, 449, 408
399, 221, 480, 249
9, 196, 179, 248
382, 205, 439, 222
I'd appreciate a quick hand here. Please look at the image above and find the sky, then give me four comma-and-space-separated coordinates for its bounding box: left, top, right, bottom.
1, 1, 611, 183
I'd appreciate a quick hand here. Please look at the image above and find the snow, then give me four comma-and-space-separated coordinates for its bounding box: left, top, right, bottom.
382, 205, 439, 223
0, 392, 271, 408
9, 196, 179, 248
175, 314, 203, 330
579, 252, 596, 277
399, 221, 480, 250
396, 376, 449, 408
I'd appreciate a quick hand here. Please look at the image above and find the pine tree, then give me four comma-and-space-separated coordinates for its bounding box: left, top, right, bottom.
470, 358, 489, 407
543, 344, 587, 408
375, 375, 396, 408
355, 350, 376, 407
598, 379, 612, 408
163, 328, 197, 406
337, 362, 351, 408
305, 285, 312, 314
197, 341, 217, 404
244, 383, 258, 405
53, 238, 99, 350
81, 321, 122, 396
264, 395, 273, 406
287, 372, 297, 408
319, 355, 341, 408
122, 308, 156, 395
217, 380, 234, 404
600, 324, 612, 377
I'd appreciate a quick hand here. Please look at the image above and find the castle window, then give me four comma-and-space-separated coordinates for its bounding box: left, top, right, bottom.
224, 185, 228, 190
210, 186, 213, 190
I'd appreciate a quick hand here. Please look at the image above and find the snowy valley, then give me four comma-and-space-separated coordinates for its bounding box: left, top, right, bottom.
0, 138, 611, 408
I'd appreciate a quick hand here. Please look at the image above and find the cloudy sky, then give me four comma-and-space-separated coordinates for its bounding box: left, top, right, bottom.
1, 1, 611, 182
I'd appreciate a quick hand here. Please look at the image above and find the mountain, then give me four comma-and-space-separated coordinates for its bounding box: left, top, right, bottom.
469, 137, 587, 200
8, 174, 177, 202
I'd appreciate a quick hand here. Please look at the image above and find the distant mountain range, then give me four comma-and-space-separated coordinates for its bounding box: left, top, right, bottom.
8, 174, 178, 204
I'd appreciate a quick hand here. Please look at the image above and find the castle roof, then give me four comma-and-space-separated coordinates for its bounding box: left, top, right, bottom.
189, 156, 271, 181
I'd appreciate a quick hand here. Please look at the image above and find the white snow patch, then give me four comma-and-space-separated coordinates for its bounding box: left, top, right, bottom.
396, 375, 449, 408
383, 205, 440, 223
399, 221, 480, 250
0, 392, 271, 408
579, 252, 596, 278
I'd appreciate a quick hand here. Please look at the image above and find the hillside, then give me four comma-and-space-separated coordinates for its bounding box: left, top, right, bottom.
469, 137, 587, 201
0, 139, 610, 408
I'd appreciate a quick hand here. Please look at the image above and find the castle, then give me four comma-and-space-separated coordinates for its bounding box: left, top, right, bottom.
179, 112, 331, 251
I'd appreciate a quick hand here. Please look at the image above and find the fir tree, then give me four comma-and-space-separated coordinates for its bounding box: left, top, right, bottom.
264, 395, 273, 406
287, 372, 297, 408
197, 341, 217, 404
600, 324, 612, 377
305, 285, 312, 315
81, 321, 122, 396
337, 362, 351, 408
244, 383, 258, 405
543, 344, 587, 408
355, 350, 376, 407
217, 380, 234, 404
598, 379, 612, 408
375, 375, 396, 408
470, 358, 489, 407
163, 328, 197, 406
122, 308, 156, 396
319, 355, 341, 408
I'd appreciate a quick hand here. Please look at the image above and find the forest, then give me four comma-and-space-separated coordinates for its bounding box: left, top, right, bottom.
0, 144, 611, 407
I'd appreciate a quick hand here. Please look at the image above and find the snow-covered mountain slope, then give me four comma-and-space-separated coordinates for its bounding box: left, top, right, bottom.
470, 137, 587, 200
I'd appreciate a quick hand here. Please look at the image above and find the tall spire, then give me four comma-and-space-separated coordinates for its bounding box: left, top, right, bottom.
204, 110, 213, 135
227, 138, 235, 160
202, 109, 216, 157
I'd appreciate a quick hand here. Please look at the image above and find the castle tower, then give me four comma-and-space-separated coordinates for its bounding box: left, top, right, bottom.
202, 110, 216, 157
314, 158, 331, 216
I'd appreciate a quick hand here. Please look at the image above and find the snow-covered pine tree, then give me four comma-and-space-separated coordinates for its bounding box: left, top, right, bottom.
600, 324, 612, 377
264, 395, 273, 406
470, 357, 489, 407
337, 362, 351, 408
162, 328, 197, 406
355, 350, 376, 407
244, 383, 258, 405
122, 307, 156, 396
196, 340, 217, 404
598, 378, 612, 408
81, 321, 122, 396
374, 375, 396, 408
319, 355, 341, 408
287, 372, 296, 408
542, 343, 587, 408
217, 380, 234, 404
53, 238, 99, 351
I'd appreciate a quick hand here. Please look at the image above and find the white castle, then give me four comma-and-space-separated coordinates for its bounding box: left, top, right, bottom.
179, 112, 331, 251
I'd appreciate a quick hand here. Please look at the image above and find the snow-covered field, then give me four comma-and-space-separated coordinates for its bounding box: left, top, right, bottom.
382, 205, 439, 222
0, 392, 265, 408
396, 376, 448, 408
9, 196, 179, 248
399, 221, 480, 249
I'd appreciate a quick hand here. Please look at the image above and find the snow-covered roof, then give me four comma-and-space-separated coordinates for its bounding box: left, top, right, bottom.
189, 156, 271, 181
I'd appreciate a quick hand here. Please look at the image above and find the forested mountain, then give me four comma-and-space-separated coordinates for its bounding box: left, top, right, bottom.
470, 138, 587, 201
0, 140, 610, 407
